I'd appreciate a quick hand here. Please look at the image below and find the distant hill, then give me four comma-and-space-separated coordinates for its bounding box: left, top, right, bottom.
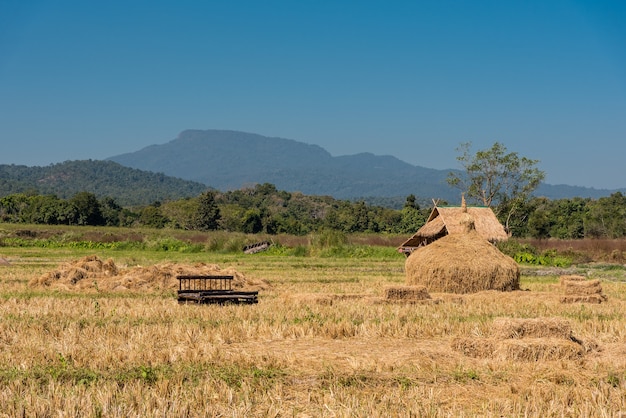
108, 130, 460, 202
1, 131, 621, 209
0, 160, 208, 206
108, 129, 624, 203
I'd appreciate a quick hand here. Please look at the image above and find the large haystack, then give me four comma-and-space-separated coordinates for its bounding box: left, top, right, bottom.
405, 215, 519, 293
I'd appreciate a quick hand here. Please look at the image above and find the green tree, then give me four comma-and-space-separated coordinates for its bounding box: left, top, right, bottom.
160, 198, 197, 229
192, 191, 221, 231
404, 194, 419, 210
24, 195, 74, 225
241, 208, 263, 233
138, 203, 169, 228
0, 194, 30, 222
100, 197, 123, 227
549, 198, 587, 239
398, 206, 427, 234
447, 142, 545, 234
69, 192, 105, 226
218, 204, 245, 232
526, 197, 552, 239
584, 192, 626, 238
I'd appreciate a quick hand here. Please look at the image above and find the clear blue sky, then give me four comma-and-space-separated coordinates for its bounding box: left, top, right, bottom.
1, 1, 625, 189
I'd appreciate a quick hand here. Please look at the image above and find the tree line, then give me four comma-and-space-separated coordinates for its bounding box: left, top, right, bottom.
1, 185, 625, 239
0, 185, 427, 235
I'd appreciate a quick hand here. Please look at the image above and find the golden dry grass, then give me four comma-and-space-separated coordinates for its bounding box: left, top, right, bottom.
0, 248, 625, 416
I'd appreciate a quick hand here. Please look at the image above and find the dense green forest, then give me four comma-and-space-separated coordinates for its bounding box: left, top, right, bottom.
1, 182, 625, 239
0, 160, 207, 206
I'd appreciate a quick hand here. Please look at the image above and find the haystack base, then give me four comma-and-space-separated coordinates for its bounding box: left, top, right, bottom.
561, 294, 608, 304
492, 317, 573, 340
383, 285, 431, 301
452, 337, 584, 361
496, 338, 584, 361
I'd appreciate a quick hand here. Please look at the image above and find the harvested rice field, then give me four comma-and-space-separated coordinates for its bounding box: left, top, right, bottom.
0, 247, 625, 417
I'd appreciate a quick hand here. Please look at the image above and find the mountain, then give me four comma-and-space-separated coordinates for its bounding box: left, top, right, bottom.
108, 129, 625, 203
0, 160, 208, 206
2, 130, 619, 209
108, 129, 457, 201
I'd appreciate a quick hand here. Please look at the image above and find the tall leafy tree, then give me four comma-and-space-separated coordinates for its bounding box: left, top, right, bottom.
100, 197, 123, 227
584, 192, 626, 238
69, 192, 105, 226
193, 191, 221, 231
447, 142, 545, 234
404, 194, 419, 210
139, 203, 169, 228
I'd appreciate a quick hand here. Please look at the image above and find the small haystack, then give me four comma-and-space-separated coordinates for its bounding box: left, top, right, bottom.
405, 214, 519, 293
452, 317, 594, 361
560, 275, 607, 304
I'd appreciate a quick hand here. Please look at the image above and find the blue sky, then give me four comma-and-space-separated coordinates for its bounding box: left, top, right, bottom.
1, 1, 625, 189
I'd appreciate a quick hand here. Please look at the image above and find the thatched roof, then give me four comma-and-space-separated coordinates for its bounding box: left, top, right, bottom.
404, 226, 520, 294
399, 204, 508, 254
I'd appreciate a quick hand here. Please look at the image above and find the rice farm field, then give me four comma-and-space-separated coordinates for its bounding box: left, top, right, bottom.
0, 244, 625, 417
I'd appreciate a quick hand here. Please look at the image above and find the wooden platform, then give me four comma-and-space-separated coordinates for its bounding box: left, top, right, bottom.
177, 275, 258, 305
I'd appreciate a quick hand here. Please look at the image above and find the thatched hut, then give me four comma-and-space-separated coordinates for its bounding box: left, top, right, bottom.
405, 214, 519, 293
398, 199, 508, 256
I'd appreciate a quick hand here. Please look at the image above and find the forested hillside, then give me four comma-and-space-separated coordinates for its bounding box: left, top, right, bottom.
0, 160, 208, 206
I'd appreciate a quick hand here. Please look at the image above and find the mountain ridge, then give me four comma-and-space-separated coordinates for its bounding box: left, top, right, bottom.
1, 130, 622, 208
108, 129, 625, 202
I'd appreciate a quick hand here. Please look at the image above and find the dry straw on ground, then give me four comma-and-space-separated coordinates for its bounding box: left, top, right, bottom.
405, 215, 519, 293
287, 293, 370, 306
452, 317, 592, 361
29, 255, 270, 292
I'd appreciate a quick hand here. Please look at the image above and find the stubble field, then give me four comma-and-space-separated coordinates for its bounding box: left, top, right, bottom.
0, 245, 625, 417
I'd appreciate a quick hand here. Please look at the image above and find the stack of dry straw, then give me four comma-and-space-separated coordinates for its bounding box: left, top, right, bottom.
452, 317, 591, 361
560, 275, 607, 304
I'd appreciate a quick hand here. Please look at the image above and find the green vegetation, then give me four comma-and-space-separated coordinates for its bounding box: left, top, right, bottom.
0, 184, 429, 235
0, 160, 207, 206
3, 181, 626, 241
497, 240, 573, 267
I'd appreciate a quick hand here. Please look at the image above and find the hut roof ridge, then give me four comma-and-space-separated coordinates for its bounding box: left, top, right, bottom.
398, 203, 508, 253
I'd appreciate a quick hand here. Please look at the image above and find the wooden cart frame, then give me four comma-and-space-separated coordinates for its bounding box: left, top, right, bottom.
177, 275, 258, 304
